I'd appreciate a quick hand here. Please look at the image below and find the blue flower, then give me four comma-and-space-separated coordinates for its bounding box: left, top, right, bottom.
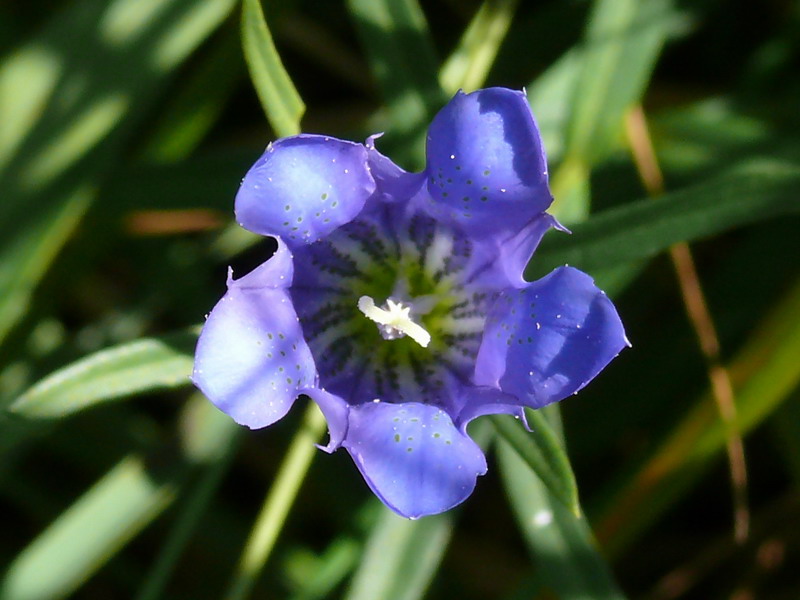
193, 88, 628, 519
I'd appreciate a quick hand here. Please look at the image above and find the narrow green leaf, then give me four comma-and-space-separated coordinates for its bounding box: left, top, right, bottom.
0, 0, 236, 347
439, 0, 519, 94
597, 276, 800, 556
490, 410, 579, 514
143, 29, 245, 162
135, 427, 241, 600
498, 439, 627, 600
286, 538, 361, 600
0, 397, 238, 600
10, 332, 196, 419
565, 0, 675, 164
344, 509, 453, 600
530, 0, 677, 222
1, 456, 177, 600
347, 0, 445, 164
223, 403, 328, 600
0, 190, 91, 346
241, 0, 305, 137
529, 161, 800, 279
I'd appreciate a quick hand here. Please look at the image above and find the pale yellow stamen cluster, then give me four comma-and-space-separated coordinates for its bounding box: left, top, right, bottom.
357, 296, 431, 348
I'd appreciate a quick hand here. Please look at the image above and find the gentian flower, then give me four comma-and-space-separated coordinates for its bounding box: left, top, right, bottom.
193, 88, 628, 519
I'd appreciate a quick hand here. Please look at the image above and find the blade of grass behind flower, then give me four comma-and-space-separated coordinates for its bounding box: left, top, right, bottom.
596, 275, 800, 556
530, 0, 678, 223
346, 0, 446, 165
439, 0, 520, 94
528, 160, 800, 281
490, 410, 579, 514
0, 396, 238, 600
498, 407, 627, 600
343, 510, 454, 600
241, 0, 304, 137
143, 28, 246, 162
0, 0, 236, 348
9, 332, 196, 420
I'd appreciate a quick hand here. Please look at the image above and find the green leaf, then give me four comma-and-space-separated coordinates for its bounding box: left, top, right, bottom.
0, 397, 239, 600
143, 29, 246, 162
597, 276, 800, 556
0, 0, 237, 347
346, 0, 445, 164
498, 438, 627, 600
490, 410, 579, 515
10, 332, 196, 420
344, 508, 453, 600
241, 0, 305, 137
565, 0, 676, 163
531, 0, 678, 223
529, 161, 800, 279
0, 190, 92, 347
439, 0, 519, 94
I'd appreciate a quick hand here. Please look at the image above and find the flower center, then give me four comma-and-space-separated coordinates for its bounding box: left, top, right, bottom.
358, 296, 432, 348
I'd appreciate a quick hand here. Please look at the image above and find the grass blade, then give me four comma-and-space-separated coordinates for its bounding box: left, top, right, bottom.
490, 410, 579, 514
0, 397, 238, 600
498, 423, 626, 599
344, 510, 453, 600
529, 161, 800, 279
10, 332, 196, 419
241, 0, 305, 137
439, 0, 519, 94
597, 276, 800, 555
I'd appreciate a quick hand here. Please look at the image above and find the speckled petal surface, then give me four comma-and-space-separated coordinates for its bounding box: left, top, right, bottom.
343, 401, 487, 518
193, 249, 317, 429
235, 135, 376, 246
424, 88, 552, 238
474, 266, 629, 409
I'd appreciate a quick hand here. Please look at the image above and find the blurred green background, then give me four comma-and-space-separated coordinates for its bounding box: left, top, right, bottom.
1, 0, 800, 598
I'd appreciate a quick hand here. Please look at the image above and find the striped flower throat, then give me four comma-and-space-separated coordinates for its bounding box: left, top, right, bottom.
292, 210, 490, 405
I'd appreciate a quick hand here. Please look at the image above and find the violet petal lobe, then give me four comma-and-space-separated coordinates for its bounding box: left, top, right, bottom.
193, 243, 317, 429
425, 88, 552, 238
365, 134, 427, 203
235, 134, 376, 246
302, 387, 350, 453
473, 266, 629, 409
343, 401, 487, 519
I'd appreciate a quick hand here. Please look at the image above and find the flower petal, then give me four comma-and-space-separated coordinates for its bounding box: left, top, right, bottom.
474, 267, 629, 408
366, 134, 426, 203
343, 401, 487, 518
425, 88, 552, 238
193, 252, 317, 429
303, 387, 350, 453
235, 134, 376, 245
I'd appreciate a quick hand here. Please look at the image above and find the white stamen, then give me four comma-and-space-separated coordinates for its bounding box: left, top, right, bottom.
358, 296, 431, 348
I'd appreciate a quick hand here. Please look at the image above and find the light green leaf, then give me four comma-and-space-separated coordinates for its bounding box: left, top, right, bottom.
597, 276, 800, 556
498, 438, 627, 600
0, 0, 237, 347
530, 0, 678, 223
344, 509, 453, 600
0, 397, 238, 600
529, 161, 800, 279
565, 0, 676, 164
439, 0, 519, 94
241, 0, 305, 137
490, 410, 580, 515
347, 0, 445, 165
10, 332, 196, 419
